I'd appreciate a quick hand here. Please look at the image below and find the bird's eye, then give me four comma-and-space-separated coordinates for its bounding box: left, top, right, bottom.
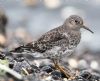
75, 20, 79, 24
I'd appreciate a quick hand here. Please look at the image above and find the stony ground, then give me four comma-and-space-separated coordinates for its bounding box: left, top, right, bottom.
0, 48, 100, 81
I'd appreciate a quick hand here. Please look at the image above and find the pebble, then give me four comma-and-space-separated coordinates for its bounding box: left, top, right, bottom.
51, 70, 62, 80
40, 65, 54, 73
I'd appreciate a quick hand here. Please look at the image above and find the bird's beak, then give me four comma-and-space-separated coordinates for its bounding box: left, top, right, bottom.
82, 25, 94, 33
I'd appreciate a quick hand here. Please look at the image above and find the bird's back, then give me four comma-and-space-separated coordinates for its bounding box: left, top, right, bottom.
32, 26, 68, 53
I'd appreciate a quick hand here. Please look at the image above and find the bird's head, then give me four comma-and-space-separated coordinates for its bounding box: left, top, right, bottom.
64, 15, 94, 33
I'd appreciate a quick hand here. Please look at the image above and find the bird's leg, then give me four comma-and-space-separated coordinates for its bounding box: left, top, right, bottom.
52, 58, 75, 79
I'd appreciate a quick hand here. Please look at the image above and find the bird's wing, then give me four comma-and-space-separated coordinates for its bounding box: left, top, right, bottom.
30, 28, 69, 53
10, 27, 69, 53
10, 41, 34, 53
36, 28, 66, 43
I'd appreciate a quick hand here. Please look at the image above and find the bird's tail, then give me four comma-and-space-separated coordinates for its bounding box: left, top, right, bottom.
10, 42, 35, 53
0, 42, 48, 60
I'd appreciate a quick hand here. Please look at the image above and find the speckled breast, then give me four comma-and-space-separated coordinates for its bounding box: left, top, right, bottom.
68, 31, 81, 49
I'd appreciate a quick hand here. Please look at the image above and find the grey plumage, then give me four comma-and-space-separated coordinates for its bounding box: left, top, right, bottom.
11, 15, 93, 59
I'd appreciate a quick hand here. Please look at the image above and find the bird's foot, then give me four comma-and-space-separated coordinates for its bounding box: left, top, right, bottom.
53, 62, 75, 79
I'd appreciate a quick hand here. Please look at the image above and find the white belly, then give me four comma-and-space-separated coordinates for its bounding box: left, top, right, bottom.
44, 46, 61, 58
43, 46, 74, 59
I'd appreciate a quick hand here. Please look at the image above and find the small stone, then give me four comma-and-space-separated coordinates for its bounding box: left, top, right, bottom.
0, 54, 5, 60
9, 62, 14, 69
90, 75, 100, 81
31, 65, 40, 73
15, 57, 25, 62
63, 78, 68, 81
40, 65, 54, 73
26, 68, 34, 74
80, 71, 92, 79
51, 70, 62, 80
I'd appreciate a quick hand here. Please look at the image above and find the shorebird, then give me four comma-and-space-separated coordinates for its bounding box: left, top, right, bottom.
11, 15, 93, 79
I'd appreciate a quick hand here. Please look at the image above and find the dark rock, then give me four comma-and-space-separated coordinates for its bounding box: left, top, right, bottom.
26, 68, 34, 74
40, 65, 54, 73
74, 76, 88, 81
89, 74, 100, 81
80, 71, 92, 79
51, 70, 62, 80
9, 62, 14, 69
0, 53, 5, 60
31, 65, 40, 73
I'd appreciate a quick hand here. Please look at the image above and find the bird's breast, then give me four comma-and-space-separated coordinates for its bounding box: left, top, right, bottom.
68, 32, 81, 49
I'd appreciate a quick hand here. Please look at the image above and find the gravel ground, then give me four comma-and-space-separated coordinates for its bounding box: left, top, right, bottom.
0, 49, 100, 81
